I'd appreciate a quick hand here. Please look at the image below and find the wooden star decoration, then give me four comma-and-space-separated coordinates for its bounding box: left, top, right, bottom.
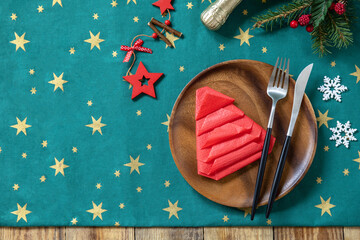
152, 0, 174, 14
50, 158, 69, 176
316, 110, 333, 128
11, 117, 31, 135
163, 200, 182, 219
10, 32, 30, 51
315, 196, 335, 216
11, 203, 31, 222
234, 28, 254, 46
123, 62, 163, 99
124, 155, 144, 174
86, 201, 107, 220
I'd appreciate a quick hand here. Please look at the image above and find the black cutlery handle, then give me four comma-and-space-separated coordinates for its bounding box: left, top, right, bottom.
250, 128, 273, 220
265, 135, 292, 219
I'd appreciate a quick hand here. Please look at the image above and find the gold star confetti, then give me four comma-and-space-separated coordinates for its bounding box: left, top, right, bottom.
316, 177, 323, 184
353, 151, 360, 169
262, 47, 267, 53
315, 196, 335, 216
164, 180, 170, 187
350, 65, 360, 83
136, 110, 142, 116
119, 203, 125, 209
96, 183, 102, 189
11, 203, 31, 222
48, 73, 68, 92
136, 186, 142, 192
50, 158, 69, 176
324, 146, 329, 152
13, 184, 19, 191
222, 215, 229, 222
10, 13, 17, 21
41, 140, 47, 148
146, 144, 152, 150
112, 51, 118, 57
11, 117, 31, 135
29, 69, 35, 75
30, 87, 37, 95
37, 6, 44, 13
234, 28, 254, 46
161, 114, 170, 132
114, 170, 120, 177
40, 175, 46, 182
86, 201, 107, 220
69, 47, 75, 54
186, 2, 193, 9
124, 155, 144, 174
71, 218, 78, 225
86, 116, 106, 135
93, 13, 99, 20
52, 0, 63, 7
239, 208, 251, 218
267, 219, 272, 225
179, 66, 185, 72
242, 9, 248, 15
111, 0, 118, 7
219, 44, 225, 51
163, 200, 182, 219
10, 32, 30, 51
127, 0, 137, 4
84, 31, 105, 50
114, 222, 120, 226
316, 110, 333, 128
72, 147, 77, 153
331, 61, 336, 67
87, 100, 93, 106
165, 32, 179, 48
343, 168, 349, 176
22, 153, 27, 159
133, 16, 139, 23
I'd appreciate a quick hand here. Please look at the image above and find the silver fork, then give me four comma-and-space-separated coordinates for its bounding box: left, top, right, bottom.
250, 57, 290, 220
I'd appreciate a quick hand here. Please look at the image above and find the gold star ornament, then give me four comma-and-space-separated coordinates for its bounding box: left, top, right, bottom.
52, 0, 63, 7
222, 215, 229, 222
11, 203, 31, 222
124, 155, 144, 174
84, 31, 105, 50
86, 116, 106, 135
71, 218, 78, 225
50, 158, 69, 176
164, 180, 170, 187
163, 200, 182, 219
161, 114, 170, 132
233, 28, 254, 46
315, 196, 335, 216
165, 32, 179, 48
114, 170, 120, 177
316, 177, 323, 184
13, 184, 19, 191
11, 117, 31, 135
219, 44, 225, 51
49, 73, 68, 92
86, 201, 107, 220
316, 110, 333, 128
10, 32, 30, 51
353, 151, 360, 169
10, 13, 17, 21
350, 65, 360, 83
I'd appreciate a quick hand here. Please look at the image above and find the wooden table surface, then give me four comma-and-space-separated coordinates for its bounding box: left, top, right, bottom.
1, 227, 359, 240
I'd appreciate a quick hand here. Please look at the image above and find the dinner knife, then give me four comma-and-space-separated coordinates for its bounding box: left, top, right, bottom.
265, 63, 313, 218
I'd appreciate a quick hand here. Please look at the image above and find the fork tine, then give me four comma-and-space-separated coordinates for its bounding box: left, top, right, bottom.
283, 59, 290, 91
277, 58, 287, 88
268, 57, 279, 87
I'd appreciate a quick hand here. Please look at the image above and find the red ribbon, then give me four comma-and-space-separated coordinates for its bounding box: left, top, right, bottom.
121, 39, 153, 63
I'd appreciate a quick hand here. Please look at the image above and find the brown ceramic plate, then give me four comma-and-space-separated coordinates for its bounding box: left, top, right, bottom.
169, 60, 317, 208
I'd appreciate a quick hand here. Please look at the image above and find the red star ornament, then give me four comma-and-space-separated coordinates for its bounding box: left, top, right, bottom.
152, 0, 174, 15
123, 62, 163, 99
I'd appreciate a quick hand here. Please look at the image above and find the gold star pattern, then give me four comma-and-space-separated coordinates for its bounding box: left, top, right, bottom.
52, 0, 63, 7
69, 47, 75, 54
22, 153, 27, 159
353, 151, 360, 169
11, 117, 31, 135
114, 170, 120, 177
316, 177, 323, 184
114, 222, 120, 226
146, 144, 152, 150
316, 110, 333, 128
84, 31, 105, 50
222, 215, 229, 222
112, 51, 118, 57
242, 9, 248, 15
331, 61, 336, 67
119, 203, 125, 209
127, 0, 137, 4
267, 219, 272, 225
11, 203, 31, 222
219, 44, 225, 51
111, 0, 118, 7
93, 13, 99, 20
10, 32, 30, 51
72, 147, 77, 153
186, 2, 194, 9
13, 184, 19, 191
324, 146, 329, 152
87, 100, 93, 106
179, 66, 185, 72
50, 158, 69, 176
0, 147, 2, 153
29, 69, 35, 75
30, 87, 37, 95
133, 16, 139, 23
163, 200, 182, 219
165, 32, 179, 48
262, 47, 267, 53
234, 28, 254, 46
136, 186, 142, 192
164, 180, 170, 187
86, 116, 106, 135
71, 218, 78, 225
239, 208, 251, 218
37, 6, 44, 13
86, 201, 107, 220
40, 175, 46, 182
41, 140, 47, 148
48, 73, 68, 92
124, 155, 144, 174
343, 168, 349, 176
161, 114, 170, 132
315, 196, 335, 216
10, 13, 17, 21
136, 110, 142, 116
96, 183, 102, 189
350, 65, 360, 83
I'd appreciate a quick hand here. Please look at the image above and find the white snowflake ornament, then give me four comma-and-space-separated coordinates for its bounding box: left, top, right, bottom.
317, 76, 348, 102
329, 121, 357, 148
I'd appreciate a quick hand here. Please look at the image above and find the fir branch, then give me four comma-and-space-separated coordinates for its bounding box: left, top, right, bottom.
311, 23, 331, 56
327, 12, 353, 48
311, 0, 333, 27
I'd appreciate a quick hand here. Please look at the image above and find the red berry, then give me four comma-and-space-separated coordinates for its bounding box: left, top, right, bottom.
329, 2, 336, 10
306, 24, 314, 32
165, 20, 171, 26
290, 20, 298, 28
335, 2, 345, 15
298, 14, 310, 26
151, 33, 158, 39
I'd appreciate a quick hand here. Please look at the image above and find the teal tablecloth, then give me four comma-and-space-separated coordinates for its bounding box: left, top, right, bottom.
1, 0, 360, 226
